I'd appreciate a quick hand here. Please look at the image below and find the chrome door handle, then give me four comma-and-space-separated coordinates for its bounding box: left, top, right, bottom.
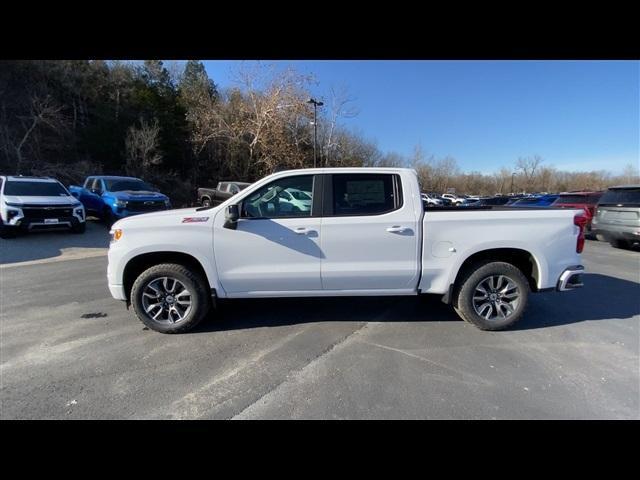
294, 227, 311, 235
386, 226, 407, 233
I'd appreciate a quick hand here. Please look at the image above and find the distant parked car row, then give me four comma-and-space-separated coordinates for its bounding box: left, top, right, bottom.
420, 186, 639, 250
1, 174, 172, 238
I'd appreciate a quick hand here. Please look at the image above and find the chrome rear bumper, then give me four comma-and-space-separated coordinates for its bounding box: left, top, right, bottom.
557, 265, 585, 291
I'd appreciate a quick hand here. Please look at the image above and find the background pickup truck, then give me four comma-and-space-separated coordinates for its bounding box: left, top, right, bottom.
107, 167, 587, 334
70, 175, 171, 227
197, 181, 251, 207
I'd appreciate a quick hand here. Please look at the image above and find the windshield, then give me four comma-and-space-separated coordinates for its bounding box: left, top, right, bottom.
4, 181, 69, 197
599, 188, 640, 206
105, 179, 153, 192
554, 195, 601, 205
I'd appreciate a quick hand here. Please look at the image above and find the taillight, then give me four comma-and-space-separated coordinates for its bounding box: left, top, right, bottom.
574, 213, 588, 253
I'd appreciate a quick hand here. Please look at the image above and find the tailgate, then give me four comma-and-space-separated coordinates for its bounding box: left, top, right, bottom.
597, 207, 640, 227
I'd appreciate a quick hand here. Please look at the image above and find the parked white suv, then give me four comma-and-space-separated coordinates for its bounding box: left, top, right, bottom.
0, 175, 86, 238
441, 193, 464, 205
107, 168, 586, 334
421, 193, 443, 206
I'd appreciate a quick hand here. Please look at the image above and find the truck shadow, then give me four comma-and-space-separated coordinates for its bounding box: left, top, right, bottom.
0, 219, 109, 265
194, 273, 639, 333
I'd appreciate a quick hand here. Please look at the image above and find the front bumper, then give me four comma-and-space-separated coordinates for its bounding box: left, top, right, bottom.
557, 265, 584, 292
108, 283, 127, 301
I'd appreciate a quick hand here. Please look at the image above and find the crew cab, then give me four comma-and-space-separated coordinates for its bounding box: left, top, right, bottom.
107, 168, 586, 334
197, 181, 251, 207
69, 176, 171, 227
1, 175, 86, 238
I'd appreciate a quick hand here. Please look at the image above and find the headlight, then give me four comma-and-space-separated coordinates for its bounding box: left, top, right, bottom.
115, 200, 127, 208
110, 228, 123, 243
7, 209, 21, 220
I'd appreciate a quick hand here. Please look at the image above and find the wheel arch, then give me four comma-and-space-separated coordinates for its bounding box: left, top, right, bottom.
122, 251, 211, 301
452, 247, 541, 293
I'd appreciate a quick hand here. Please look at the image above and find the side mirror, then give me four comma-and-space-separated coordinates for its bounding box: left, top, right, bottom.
224, 204, 240, 230
70, 191, 80, 198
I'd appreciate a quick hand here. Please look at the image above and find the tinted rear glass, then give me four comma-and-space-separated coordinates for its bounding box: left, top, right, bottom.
4, 181, 68, 196
555, 195, 601, 205
599, 188, 640, 206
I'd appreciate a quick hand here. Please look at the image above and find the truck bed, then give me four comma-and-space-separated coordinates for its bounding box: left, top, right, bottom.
419, 206, 582, 294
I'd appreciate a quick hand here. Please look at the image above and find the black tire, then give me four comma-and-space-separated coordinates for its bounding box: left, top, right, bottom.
0, 222, 16, 239
72, 222, 86, 234
201, 198, 211, 207
131, 263, 211, 334
453, 261, 530, 331
610, 239, 630, 249
103, 208, 115, 228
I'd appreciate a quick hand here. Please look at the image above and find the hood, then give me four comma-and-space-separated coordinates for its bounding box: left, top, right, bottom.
112, 206, 221, 229
3, 194, 80, 206
110, 190, 168, 201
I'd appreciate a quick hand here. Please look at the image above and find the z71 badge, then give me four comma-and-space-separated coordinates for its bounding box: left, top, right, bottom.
182, 217, 209, 223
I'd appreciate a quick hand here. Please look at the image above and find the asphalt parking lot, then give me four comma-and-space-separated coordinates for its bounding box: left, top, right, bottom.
1, 222, 638, 419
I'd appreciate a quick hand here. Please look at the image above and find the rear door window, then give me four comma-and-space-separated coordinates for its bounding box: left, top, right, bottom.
330, 174, 401, 216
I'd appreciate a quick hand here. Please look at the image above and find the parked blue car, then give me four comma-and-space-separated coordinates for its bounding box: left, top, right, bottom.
69, 176, 171, 226
508, 194, 560, 207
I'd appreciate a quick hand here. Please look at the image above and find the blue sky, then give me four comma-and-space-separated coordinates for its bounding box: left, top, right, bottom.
200, 60, 639, 174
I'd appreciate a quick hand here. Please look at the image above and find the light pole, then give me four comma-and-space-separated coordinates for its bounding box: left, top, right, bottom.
307, 98, 324, 168
511, 172, 516, 194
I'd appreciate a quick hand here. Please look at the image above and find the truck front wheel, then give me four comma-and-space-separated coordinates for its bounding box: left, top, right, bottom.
453, 261, 529, 331
131, 263, 211, 333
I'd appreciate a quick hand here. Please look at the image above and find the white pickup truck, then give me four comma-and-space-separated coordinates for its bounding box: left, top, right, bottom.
107, 168, 586, 333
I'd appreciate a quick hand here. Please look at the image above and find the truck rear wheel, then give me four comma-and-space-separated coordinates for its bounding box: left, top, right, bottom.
131, 263, 211, 334
453, 261, 529, 331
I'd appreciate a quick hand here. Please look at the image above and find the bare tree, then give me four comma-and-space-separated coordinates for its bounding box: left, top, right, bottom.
516, 155, 543, 192
322, 85, 359, 167
125, 118, 162, 177
621, 163, 640, 184
9, 95, 65, 174
230, 63, 315, 175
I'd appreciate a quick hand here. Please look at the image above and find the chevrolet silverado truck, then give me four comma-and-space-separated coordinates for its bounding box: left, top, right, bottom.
69, 176, 171, 227
107, 168, 587, 334
197, 181, 251, 207
1, 175, 86, 238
